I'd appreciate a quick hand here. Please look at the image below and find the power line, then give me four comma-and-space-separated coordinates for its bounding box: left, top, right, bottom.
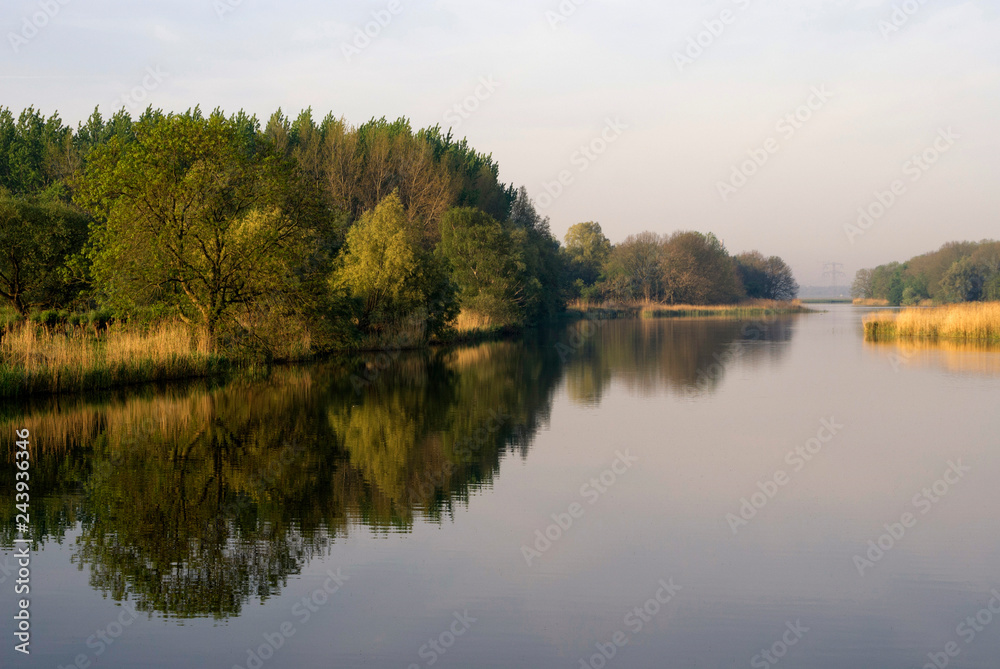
822, 262, 846, 286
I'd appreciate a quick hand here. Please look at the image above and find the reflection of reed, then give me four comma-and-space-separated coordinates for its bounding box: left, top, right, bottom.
866, 339, 1000, 377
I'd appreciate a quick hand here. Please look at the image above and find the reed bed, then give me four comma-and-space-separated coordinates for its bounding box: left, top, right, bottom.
863, 302, 1000, 341
853, 298, 890, 306
640, 300, 811, 319
0, 321, 225, 398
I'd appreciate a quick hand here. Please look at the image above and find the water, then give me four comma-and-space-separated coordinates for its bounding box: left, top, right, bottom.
3, 304, 1000, 668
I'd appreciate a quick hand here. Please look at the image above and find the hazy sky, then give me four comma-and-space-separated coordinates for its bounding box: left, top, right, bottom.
3, 0, 998, 284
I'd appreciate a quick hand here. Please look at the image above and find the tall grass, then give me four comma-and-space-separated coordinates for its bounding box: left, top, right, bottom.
0, 321, 225, 398
641, 299, 811, 319
567, 299, 811, 320
863, 302, 1000, 341
853, 298, 890, 306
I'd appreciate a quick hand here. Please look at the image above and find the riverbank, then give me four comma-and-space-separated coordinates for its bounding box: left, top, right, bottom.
566, 299, 813, 320
863, 303, 1000, 341
1, 301, 814, 399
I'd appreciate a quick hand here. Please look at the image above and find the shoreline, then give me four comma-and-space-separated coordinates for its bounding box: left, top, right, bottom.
1, 302, 814, 400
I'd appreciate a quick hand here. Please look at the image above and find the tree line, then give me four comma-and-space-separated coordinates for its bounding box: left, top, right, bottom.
852, 240, 1000, 305
0, 105, 799, 356
562, 222, 798, 304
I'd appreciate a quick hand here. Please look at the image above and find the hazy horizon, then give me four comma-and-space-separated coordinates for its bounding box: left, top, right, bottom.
3, 0, 997, 285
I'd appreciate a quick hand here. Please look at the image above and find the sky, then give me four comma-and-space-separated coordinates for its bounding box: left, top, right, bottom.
2, 0, 998, 285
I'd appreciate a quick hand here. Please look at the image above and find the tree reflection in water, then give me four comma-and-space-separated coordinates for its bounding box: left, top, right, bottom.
0, 317, 796, 618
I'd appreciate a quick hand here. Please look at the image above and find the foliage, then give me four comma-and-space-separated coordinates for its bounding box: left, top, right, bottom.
75, 110, 315, 342
0, 197, 90, 314
856, 240, 1000, 305
333, 192, 456, 337
563, 221, 612, 289
734, 251, 799, 301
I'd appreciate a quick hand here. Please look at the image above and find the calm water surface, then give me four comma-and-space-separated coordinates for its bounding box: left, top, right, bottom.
3, 304, 1000, 668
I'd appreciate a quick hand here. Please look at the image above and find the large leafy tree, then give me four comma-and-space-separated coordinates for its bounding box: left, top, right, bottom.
0, 197, 90, 314
75, 110, 312, 340
333, 191, 456, 336
439, 207, 527, 326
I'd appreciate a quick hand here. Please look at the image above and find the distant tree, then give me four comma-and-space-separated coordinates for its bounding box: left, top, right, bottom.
735, 251, 799, 300
75, 110, 313, 342
605, 232, 662, 302
0, 197, 90, 315
661, 231, 744, 305
564, 221, 612, 288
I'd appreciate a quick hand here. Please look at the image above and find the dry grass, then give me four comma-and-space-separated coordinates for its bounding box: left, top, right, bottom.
853, 298, 890, 306
453, 310, 499, 333
567, 299, 811, 320
640, 299, 810, 318
864, 302, 1000, 341
0, 321, 224, 398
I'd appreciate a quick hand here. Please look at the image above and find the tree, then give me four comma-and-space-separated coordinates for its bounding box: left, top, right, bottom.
661, 231, 744, 305
333, 191, 455, 336
75, 110, 312, 342
564, 222, 611, 287
438, 207, 526, 326
605, 232, 662, 302
940, 257, 985, 303
0, 197, 90, 315
851, 269, 874, 299
735, 251, 799, 300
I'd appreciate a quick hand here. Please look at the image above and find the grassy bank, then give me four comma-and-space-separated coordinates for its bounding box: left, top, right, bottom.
853, 298, 890, 306
565, 299, 813, 321
640, 300, 812, 319
863, 303, 1000, 341
0, 321, 228, 399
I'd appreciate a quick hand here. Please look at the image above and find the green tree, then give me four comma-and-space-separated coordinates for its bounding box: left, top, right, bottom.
940, 257, 985, 303
75, 110, 311, 342
564, 221, 612, 288
0, 197, 90, 314
439, 207, 527, 326
333, 191, 455, 336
